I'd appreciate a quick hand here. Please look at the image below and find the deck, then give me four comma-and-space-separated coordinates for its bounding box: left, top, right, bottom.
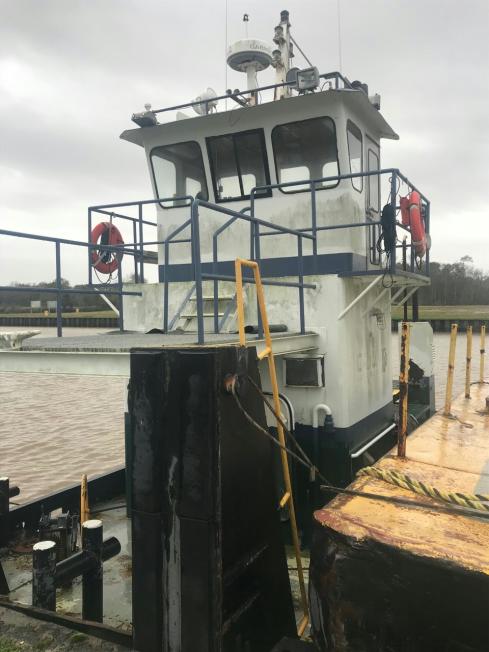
311, 384, 489, 650
0, 331, 319, 375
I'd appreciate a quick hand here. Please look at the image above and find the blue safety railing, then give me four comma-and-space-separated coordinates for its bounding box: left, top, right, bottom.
0, 229, 144, 337
1, 168, 429, 343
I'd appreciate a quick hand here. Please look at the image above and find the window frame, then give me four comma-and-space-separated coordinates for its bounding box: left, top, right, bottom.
346, 119, 363, 193
366, 136, 380, 213
206, 128, 272, 203
271, 116, 340, 195
149, 140, 209, 210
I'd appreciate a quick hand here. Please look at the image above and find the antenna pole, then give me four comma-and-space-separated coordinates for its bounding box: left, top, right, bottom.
272, 10, 293, 100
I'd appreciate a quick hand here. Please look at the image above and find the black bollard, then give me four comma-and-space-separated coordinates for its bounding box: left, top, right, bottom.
32, 540, 57, 611
82, 519, 103, 622
0, 477, 9, 546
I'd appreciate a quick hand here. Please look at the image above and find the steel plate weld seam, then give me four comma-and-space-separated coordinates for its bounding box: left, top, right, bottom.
358, 466, 489, 513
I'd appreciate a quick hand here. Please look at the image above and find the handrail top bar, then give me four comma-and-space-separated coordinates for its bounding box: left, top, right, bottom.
251, 167, 429, 204
151, 72, 351, 115
92, 208, 157, 227
90, 195, 194, 211
0, 228, 163, 252
195, 199, 315, 240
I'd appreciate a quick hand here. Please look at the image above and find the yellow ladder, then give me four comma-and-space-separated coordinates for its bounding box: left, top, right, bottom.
234, 258, 309, 637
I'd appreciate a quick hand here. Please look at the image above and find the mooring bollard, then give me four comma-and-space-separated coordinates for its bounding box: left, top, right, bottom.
0, 477, 20, 547
465, 325, 473, 399
398, 321, 410, 458
32, 541, 57, 611
444, 323, 458, 416
480, 325, 486, 383
82, 519, 103, 622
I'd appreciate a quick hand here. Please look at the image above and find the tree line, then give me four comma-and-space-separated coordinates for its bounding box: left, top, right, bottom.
417, 256, 489, 306
0, 257, 487, 313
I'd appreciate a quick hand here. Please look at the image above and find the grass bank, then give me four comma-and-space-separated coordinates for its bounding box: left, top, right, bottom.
392, 305, 489, 321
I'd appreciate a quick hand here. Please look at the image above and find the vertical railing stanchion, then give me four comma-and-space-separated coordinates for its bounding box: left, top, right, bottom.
480, 324, 486, 383
390, 171, 397, 274
425, 200, 430, 277
465, 325, 473, 399
297, 236, 305, 334
398, 321, 410, 457
55, 241, 63, 338
254, 221, 263, 339
444, 323, 458, 416
311, 181, 317, 255
88, 208, 93, 286
132, 220, 139, 283
118, 256, 124, 332
138, 203, 144, 283
163, 240, 170, 332
191, 201, 205, 344
213, 226, 219, 334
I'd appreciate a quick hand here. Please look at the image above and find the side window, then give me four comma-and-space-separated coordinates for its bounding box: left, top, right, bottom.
272, 117, 339, 192
150, 141, 208, 208
347, 121, 363, 192
207, 130, 271, 202
367, 148, 380, 212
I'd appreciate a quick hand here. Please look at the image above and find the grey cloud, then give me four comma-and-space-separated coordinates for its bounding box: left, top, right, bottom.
1, 0, 488, 284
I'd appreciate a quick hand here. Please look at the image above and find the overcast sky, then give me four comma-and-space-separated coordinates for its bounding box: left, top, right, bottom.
1, 0, 488, 285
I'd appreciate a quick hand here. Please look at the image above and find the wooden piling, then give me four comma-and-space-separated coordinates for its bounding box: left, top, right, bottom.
444, 324, 458, 416
480, 325, 486, 383
398, 321, 410, 458
80, 474, 89, 525
465, 325, 472, 398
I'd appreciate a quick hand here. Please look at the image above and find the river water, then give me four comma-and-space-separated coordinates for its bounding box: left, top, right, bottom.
0, 327, 479, 503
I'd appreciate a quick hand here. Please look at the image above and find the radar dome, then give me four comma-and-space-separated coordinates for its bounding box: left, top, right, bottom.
227, 39, 273, 72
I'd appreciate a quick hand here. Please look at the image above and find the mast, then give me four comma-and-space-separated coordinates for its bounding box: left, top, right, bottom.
272, 10, 294, 100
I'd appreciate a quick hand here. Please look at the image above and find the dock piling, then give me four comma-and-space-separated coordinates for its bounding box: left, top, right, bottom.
465, 325, 472, 398
444, 324, 458, 416
32, 541, 57, 611
80, 474, 89, 524
480, 325, 486, 383
82, 519, 104, 623
397, 321, 410, 458
0, 477, 20, 547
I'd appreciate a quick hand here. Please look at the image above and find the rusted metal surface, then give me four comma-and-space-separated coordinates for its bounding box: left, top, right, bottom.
310, 385, 489, 651
397, 322, 410, 457
129, 345, 296, 652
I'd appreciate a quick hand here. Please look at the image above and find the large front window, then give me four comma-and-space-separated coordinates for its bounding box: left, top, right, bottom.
207, 129, 271, 202
150, 141, 208, 208
272, 117, 339, 193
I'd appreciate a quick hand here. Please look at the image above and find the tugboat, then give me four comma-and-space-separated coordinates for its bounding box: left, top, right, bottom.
0, 9, 453, 652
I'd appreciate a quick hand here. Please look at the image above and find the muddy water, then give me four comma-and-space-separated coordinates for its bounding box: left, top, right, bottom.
0, 328, 482, 503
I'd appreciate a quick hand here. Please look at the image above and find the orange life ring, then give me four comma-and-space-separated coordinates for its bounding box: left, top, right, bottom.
400, 191, 427, 257
91, 222, 124, 274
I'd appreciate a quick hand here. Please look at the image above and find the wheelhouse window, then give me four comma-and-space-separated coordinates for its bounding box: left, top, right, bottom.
150, 141, 208, 208
367, 148, 380, 212
347, 120, 363, 192
207, 129, 271, 202
272, 117, 339, 193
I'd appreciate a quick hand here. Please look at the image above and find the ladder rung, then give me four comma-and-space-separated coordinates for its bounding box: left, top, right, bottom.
279, 491, 291, 508
190, 295, 234, 301
257, 346, 271, 360
181, 312, 225, 318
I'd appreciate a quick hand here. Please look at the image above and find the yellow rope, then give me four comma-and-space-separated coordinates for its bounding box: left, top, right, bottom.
358, 466, 489, 513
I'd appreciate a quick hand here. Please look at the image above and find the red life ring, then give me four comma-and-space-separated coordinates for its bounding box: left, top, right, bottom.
91, 222, 124, 274
400, 191, 427, 257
